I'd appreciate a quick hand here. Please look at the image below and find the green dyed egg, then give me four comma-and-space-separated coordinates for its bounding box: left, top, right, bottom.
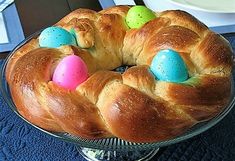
126, 6, 156, 29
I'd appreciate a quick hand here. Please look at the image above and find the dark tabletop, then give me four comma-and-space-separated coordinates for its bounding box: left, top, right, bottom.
1, 1, 235, 160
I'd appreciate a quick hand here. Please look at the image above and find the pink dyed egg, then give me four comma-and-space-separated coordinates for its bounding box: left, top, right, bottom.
52, 55, 88, 90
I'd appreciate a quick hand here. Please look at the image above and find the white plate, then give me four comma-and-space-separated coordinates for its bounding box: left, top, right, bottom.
169, 0, 235, 13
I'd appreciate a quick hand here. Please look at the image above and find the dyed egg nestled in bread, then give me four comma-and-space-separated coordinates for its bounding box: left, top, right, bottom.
150, 49, 188, 83
126, 5, 156, 29
39, 26, 77, 48
53, 55, 88, 90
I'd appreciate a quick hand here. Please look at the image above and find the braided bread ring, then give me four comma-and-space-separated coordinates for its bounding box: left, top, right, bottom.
6, 6, 233, 143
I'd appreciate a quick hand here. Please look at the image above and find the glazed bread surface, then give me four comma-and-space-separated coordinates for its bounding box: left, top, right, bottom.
6, 6, 233, 143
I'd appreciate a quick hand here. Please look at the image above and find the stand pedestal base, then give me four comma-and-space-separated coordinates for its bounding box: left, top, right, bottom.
76, 146, 159, 161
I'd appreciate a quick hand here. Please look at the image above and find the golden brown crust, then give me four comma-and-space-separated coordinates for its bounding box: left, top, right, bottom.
44, 82, 111, 138
56, 8, 97, 26
167, 76, 231, 106
8, 48, 63, 132
5, 6, 233, 143
8, 48, 110, 138
191, 32, 233, 76
122, 65, 156, 96
99, 5, 130, 17
99, 84, 195, 142
159, 10, 208, 36
139, 26, 200, 65
6, 39, 39, 82
145, 26, 200, 53
77, 71, 122, 104
123, 17, 170, 65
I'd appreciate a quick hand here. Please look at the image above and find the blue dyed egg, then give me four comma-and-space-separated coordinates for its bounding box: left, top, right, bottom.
150, 49, 188, 83
39, 26, 77, 48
